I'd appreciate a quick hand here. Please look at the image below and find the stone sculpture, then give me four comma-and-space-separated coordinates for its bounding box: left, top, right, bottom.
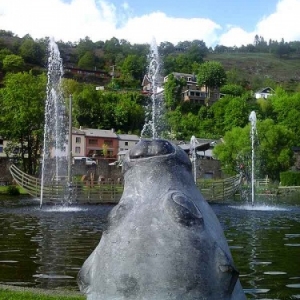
78, 139, 246, 300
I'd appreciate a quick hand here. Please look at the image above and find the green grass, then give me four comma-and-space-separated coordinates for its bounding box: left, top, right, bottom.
0, 185, 28, 195
0, 288, 84, 300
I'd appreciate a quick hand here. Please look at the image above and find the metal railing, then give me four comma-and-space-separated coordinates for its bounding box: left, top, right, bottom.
197, 174, 241, 201
10, 164, 241, 203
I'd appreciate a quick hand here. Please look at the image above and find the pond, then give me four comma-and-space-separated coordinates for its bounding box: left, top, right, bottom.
0, 195, 299, 299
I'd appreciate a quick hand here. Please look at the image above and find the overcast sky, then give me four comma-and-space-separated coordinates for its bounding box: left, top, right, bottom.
0, 0, 299, 47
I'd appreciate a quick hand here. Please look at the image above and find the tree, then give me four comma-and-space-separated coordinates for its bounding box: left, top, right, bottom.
197, 61, 227, 98
78, 51, 96, 69
114, 93, 145, 133
76, 36, 95, 59
220, 84, 244, 97
213, 119, 295, 179
19, 38, 45, 65
0, 71, 47, 174
213, 126, 250, 175
0, 48, 13, 63
163, 73, 185, 110
120, 54, 146, 82
223, 96, 249, 132
2, 54, 25, 73
270, 88, 300, 144
104, 37, 121, 64
257, 119, 294, 180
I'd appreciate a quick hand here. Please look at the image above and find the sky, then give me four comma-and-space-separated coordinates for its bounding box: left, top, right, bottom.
1, 0, 300, 48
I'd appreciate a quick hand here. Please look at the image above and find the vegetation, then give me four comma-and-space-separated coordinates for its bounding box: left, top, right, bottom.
280, 171, 300, 186
0, 288, 84, 300
0, 186, 27, 195
0, 71, 46, 175
1, 29, 300, 180
6, 185, 20, 196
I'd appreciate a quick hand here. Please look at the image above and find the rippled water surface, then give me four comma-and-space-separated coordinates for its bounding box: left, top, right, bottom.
0, 196, 299, 299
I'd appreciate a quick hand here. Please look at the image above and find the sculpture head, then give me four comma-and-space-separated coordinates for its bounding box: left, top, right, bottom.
78, 139, 246, 299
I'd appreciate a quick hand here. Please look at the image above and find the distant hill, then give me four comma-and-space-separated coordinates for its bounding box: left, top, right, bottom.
205, 52, 300, 91
1, 31, 300, 91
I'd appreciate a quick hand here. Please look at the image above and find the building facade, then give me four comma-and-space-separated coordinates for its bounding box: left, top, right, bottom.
81, 128, 119, 160
164, 72, 221, 105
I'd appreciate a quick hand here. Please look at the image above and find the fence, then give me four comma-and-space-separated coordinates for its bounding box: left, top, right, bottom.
10, 164, 241, 204
197, 174, 241, 201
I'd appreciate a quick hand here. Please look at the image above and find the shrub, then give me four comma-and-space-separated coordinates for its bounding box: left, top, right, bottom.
6, 185, 20, 195
280, 171, 300, 186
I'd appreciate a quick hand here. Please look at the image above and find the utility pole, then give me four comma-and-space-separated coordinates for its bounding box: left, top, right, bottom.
68, 94, 72, 184
110, 65, 116, 80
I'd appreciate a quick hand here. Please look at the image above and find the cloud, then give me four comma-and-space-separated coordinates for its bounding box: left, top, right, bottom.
0, 0, 220, 46
116, 12, 221, 46
218, 27, 255, 47
256, 0, 300, 42
218, 0, 300, 46
1, 0, 300, 48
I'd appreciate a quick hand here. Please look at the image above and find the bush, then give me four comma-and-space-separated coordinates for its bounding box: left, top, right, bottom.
6, 185, 20, 195
280, 171, 300, 186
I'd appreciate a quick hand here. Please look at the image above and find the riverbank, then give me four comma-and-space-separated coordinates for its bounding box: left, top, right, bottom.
0, 284, 84, 299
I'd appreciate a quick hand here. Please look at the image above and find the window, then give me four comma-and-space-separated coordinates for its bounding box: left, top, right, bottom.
75, 147, 81, 153
125, 142, 128, 146
0, 146, 3, 153
0, 139, 3, 145
75, 137, 81, 143
89, 139, 97, 145
104, 139, 113, 147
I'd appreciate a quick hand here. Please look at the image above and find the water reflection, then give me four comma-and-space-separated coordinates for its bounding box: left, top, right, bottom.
0, 197, 299, 298
0, 198, 113, 291
213, 202, 300, 299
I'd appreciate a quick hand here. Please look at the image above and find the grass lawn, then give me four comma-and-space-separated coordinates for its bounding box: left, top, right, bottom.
0, 287, 84, 300
0, 185, 28, 195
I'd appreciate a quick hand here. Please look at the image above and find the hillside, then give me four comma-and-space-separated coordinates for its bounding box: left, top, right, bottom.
1, 31, 300, 91
205, 52, 300, 90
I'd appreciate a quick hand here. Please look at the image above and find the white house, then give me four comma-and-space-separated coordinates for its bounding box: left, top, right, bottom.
72, 128, 86, 157
255, 87, 275, 99
117, 134, 140, 163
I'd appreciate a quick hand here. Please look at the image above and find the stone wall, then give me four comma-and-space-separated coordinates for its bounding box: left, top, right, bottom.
72, 159, 123, 182
0, 156, 222, 186
197, 158, 222, 179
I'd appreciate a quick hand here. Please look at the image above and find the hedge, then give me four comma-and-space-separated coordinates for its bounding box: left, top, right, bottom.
280, 171, 300, 186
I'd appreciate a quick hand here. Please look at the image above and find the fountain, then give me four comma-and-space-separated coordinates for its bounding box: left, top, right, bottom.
78, 139, 246, 299
249, 110, 257, 206
190, 135, 199, 183
233, 111, 287, 211
141, 38, 165, 139
2, 39, 299, 299
40, 38, 70, 208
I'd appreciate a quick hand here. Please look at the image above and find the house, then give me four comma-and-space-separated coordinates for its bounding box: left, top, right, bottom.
164, 72, 220, 105
176, 138, 222, 179
64, 67, 110, 81
71, 128, 86, 157
117, 134, 140, 153
255, 87, 275, 99
117, 134, 140, 163
141, 73, 164, 95
80, 128, 119, 160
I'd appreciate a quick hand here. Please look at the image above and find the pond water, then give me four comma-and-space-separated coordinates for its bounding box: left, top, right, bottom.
0, 195, 299, 299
